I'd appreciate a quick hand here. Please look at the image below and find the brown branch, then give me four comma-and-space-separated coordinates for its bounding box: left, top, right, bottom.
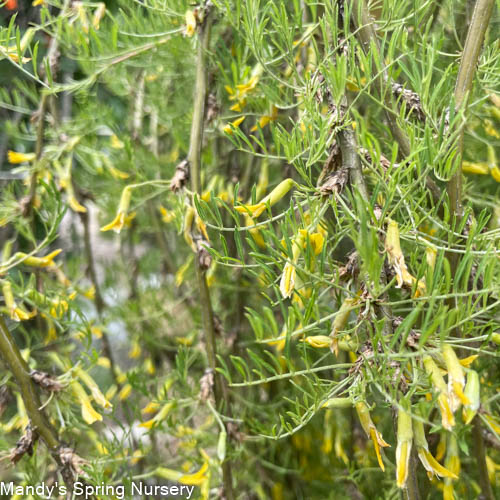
0, 316, 75, 493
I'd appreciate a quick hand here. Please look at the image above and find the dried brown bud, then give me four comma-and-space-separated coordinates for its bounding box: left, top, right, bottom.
59, 447, 88, 476
319, 167, 348, 196
31, 370, 64, 392
170, 159, 190, 193
206, 93, 219, 122
196, 239, 212, 269
10, 423, 38, 464
392, 83, 425, 122
338, 251, 359, 281
200, 368, 214, 402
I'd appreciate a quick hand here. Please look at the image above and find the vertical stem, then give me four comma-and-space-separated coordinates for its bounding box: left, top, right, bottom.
187, 10, 235, 500
451, 3, 494, 498
449, 0, 495, 226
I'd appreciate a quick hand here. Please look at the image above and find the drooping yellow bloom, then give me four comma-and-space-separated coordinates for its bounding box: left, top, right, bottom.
236, 178, 294, 218
279, 231, 305, 299
184, 10, 197, 37
396, 403, 413, 488
355, 401, 390, 471
118, 384, 132, 401
33, 0, 46, 6
140, 402, 174, 429
385, 219, 426, 296
251, 105, 278, 132
413, 417, 457, 479
491, 165, 500, 182
423, 355, 455, 430
72, 381, 102, 425
462, 370, 480, 424
442, 344, 469, 411
229, 99, 247, 112
443, 435, 460, 500
14, 249, 62, 268
175, 255, 194, 287
74, 367, 112, 410
2, 280, 36, 322
301, 335, 332, 348
142, 401, 161, 415
462, 160, 490, 175
128, 341, 141, 359
223, 116, 245, 135
159, 205, 176, 223
100, 186, 134, 233
156, 462, 209, 486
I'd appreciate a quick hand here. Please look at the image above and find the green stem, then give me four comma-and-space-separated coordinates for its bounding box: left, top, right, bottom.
449, 0, 495, 225
187, 10, 235, 500
0, 316, 74, 491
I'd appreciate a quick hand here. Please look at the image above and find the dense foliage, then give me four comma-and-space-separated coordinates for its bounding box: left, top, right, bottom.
0, 1, 499, 499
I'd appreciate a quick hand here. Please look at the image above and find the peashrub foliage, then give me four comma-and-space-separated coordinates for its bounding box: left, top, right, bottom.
0, 0, 499, 499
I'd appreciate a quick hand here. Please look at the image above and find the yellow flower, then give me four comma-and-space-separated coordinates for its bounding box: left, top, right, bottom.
68, 193, 87, 213
491, 166, 500, 182
175, 256, 194, 287
118, 384, 132, 401
140, 402, 174, 429
108, 166, 129, 179
462, 370, 480, 424
251, 106, 278, 132
462, 160, 490, 175
355, 401, 390, 471
142, 401, 160, 415
8, 151, 36, 164
236, 178, 294, 217
32, 0, 46, 6
15, 249, 62, 268
2, 281, 35, 322
144, 358, 155, 375
157, 461, 209, 486
396, 403, 413, 488
101, 186, 134, 233
223, 116, 245, 135
128, 341, 141, 359
301, 335, 332, 348
413, 417, 457, 479
72, 381, 102, 425
385, 219, 426, 296
184, 10, 197, 37
230, 99, 247, 112
442, 344, 469, 411
75, 367, 112, 410
423, 355, 455, 430
159, 205, 175, 223
110, 134, 124, 149
279, 230, 305, 299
